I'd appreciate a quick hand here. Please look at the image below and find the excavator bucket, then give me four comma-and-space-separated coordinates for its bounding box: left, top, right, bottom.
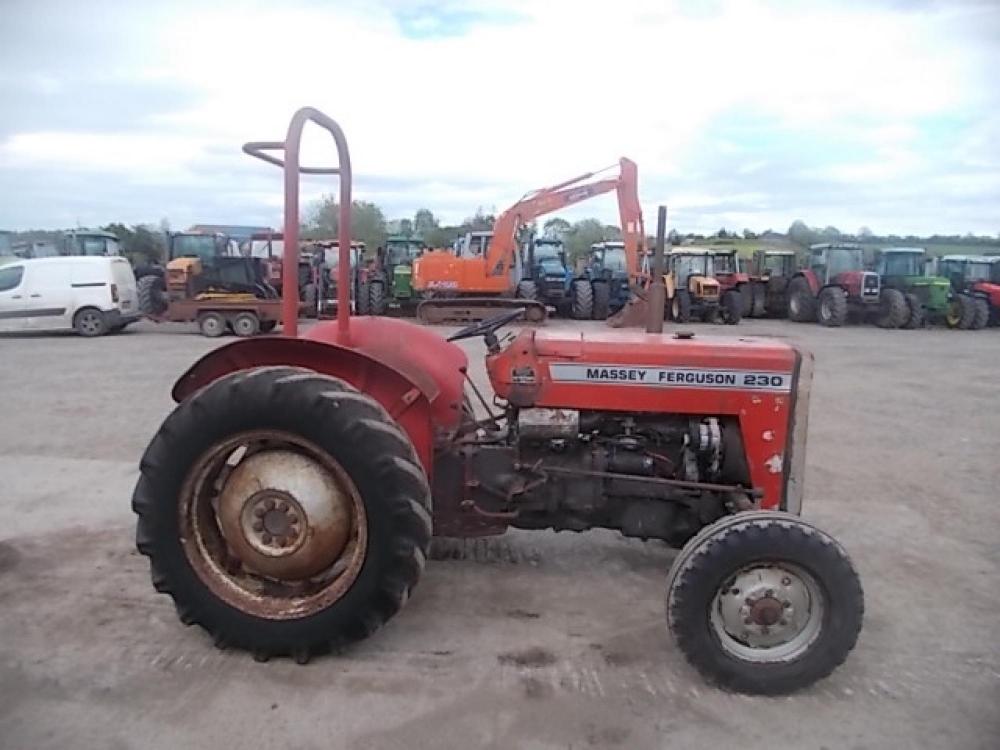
606, 289, 651, 328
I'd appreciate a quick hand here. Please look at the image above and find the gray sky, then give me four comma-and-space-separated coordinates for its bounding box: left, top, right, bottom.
1, 0, 998, 236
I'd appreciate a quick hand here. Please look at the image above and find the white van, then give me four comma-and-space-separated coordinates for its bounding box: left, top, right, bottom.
0, 256, 141, 336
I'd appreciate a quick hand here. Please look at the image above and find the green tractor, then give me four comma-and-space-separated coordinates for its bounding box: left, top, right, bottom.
874, 247, 983, 330
358, 235, 424, 315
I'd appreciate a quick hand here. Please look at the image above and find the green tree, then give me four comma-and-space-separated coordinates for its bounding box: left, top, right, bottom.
413, 208, 439, 237
743, 228, 757, 240
564, 218, 606, 261
464, 207, 495, 231
543, 217, 571, 239
788, 220, 817, 247
307, 198, 387, 254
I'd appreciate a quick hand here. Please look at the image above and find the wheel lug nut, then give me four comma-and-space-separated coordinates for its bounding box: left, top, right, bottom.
730, 588, 740, 596
743, 617, 752, 625
254, 507, 266, 518
781, 577, 792, 586
277, 501, 288, 512
745, 597, 754, 605
265, 499, 276, 511
782, 600, 792, 608
262, 533, 272, 544
779, 619, 788, 626
765, 588, 774, 597
288, 528, 299, 540
252, 521, 264, 532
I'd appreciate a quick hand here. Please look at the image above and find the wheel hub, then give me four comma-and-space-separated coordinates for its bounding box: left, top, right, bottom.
712, 564, 823, 661
216, 450, 354, 580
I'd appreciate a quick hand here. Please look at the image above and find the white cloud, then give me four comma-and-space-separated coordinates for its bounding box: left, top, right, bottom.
0, 0, 998, 235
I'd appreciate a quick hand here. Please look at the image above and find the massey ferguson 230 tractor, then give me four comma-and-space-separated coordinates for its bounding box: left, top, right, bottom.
132, 109, 864, 695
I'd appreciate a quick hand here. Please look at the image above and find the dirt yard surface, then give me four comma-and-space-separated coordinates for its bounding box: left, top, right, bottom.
1, 318, 998, 749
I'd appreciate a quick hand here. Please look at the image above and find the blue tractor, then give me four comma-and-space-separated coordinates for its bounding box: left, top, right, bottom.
516, 236, 574, 316
575, 241, 631, 320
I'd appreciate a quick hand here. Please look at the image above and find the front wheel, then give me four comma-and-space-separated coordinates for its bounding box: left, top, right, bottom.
74, 308, 108, 337
666, 512, 863, 694
133, 367, 432, 662
875, 288, 908, 329
571, 279, 593, 319
721, 290, 742, 324
592, 282, 610, 320
787, 277, 816, 322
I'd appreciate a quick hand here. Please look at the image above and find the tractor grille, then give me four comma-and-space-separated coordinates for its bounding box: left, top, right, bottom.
862, 273, 879, 298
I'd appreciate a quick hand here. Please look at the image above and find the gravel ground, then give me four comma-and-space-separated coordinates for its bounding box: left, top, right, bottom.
0, 317, 998, 749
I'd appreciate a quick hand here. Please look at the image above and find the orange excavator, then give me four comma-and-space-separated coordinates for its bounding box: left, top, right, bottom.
413, 158, 646, 323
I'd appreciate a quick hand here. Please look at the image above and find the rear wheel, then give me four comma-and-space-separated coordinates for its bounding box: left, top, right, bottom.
738, 284, 753, 317
198, 312, 226, 338
750, 283, 767, 317
302, 283, 318, 319
971, 297, 989, 330
74, 308, 108, 337
902, 293, 924, 329
946, 294, 975, 329
516, 280, 539, 301
721, 291, 742, 325
670, 290, 692, 323
232, 312, 260, 337
817, 287, 847, 327
666, 512, 863, 695
571, 279, 593, 319
368, 282, 387, 316
787, 277, 816, 322
592, 282, 611, 320
260, 320, 278, 333
133, 367, 432, 661
137, 275, 168, 316
356, 282, 371, 315
875, 288, 908, 329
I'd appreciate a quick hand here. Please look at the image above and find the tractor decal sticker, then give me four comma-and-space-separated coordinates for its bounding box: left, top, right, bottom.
548, 363, 791, 392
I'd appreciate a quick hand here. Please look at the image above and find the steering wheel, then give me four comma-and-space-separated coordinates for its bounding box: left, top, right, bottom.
446, 308, 526, 343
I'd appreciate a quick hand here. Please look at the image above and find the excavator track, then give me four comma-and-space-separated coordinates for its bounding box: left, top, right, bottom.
416, 297, 547, 325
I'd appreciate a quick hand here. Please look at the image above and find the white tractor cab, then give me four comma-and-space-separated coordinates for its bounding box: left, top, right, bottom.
0, 256, 140, 336
11, 230, 123, 260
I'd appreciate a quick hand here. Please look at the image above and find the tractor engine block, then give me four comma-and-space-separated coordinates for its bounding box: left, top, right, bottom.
462, 408, 751, 546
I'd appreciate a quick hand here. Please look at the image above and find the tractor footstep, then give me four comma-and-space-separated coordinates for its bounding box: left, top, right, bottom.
429, 537, 540, 565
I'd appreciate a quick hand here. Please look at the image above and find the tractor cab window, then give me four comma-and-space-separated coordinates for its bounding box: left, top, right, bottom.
762, 254, 790, 274
714, 254, 738, 274
172, 235, 218, 264
824, 248, 863, 277
966, 262, 992, 282
387, 242, 420, 265
466, 235, 492, 256
881, 253, 921, 276
533, 241, 563, 262
602, 246, 627, 272
673, 254, 712, 281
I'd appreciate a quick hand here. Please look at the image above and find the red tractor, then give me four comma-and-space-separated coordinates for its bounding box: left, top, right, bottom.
937, 254, 1000, 327
132, 109, 864, 695
712, 249, 753, 317
787, 243, 907, 328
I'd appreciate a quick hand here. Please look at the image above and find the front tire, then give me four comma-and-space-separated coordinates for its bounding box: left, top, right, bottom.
368, 281, 387, 316
74, 307, 108, 337
670, 290, 692, 323
721, 290, 742, 325
592, 282, 610, 320
750, 282, 767, 317
666, 512, 863, 695
133, 367, 432, 661
902, 293, 924, 329
516, 280, 539, 301
971, 297, 989, 330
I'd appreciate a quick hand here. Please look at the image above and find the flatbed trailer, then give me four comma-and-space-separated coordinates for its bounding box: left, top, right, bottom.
153, 296, 284, 337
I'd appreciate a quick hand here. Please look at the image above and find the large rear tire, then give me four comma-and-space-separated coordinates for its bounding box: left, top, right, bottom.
356, 282, 370, 315
302, 283, 318, 319
133, 367, 432, 661
750, 282, 767, 318
516, 280, 539, 301
670, 290, 692, 323
817, 287, 847, 327
368, 281, 387, 316
787, 277, 816, 323
902, 293, 924, 329
571, 279, 593, 319
738, 284, 753, 317
666, 512, 863, 695
137, 274, 168, 316
721, 290, 742, 325
971, 297, 989, 330
875, 288, 908, 329
946, 294, 976, 329
592, 282, 611, 320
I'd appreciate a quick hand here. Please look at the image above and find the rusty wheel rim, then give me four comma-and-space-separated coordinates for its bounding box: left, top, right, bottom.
180, 430, 368, 620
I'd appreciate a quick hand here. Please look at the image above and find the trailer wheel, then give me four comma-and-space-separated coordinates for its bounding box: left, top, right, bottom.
571, 279, 593, 319
971, 297, 989, 330
787, 278, 816, 323
750, 283, 767, 317
133, 367, 432, 662
902, 293, 924, 329
592, 282, 611, 320
666, 512, 863, 694
670, 290, 692, 323
721, 291, 742, 325
817, 287, 847, 327
875, 288, 908, 329
368, 281, 387, 316
74, 308, 108, 337
198, 312, 226, 338
232, 312, 261, 337
516, 280, 539, 301
260, 320, 278, 333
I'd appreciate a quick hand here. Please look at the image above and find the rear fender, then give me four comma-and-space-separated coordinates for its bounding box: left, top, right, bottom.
172, 337, 436, 475
797, 270, 820, 296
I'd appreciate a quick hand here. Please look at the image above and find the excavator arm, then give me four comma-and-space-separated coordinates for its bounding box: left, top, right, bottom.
485, 158, 646, 284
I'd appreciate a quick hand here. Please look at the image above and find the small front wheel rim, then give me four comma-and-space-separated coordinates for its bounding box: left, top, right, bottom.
180, 430, 368, 620
710, 562, 825, 663
80, 312, 102, 334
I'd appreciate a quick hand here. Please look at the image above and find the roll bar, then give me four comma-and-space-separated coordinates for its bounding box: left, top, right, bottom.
243, 107, 352, 342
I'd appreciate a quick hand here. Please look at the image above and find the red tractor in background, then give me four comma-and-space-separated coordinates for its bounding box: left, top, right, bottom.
131, 108, 863, 695
787, 242, 907, 328
712, 249, 753, 317
937, 254, 1000, 327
